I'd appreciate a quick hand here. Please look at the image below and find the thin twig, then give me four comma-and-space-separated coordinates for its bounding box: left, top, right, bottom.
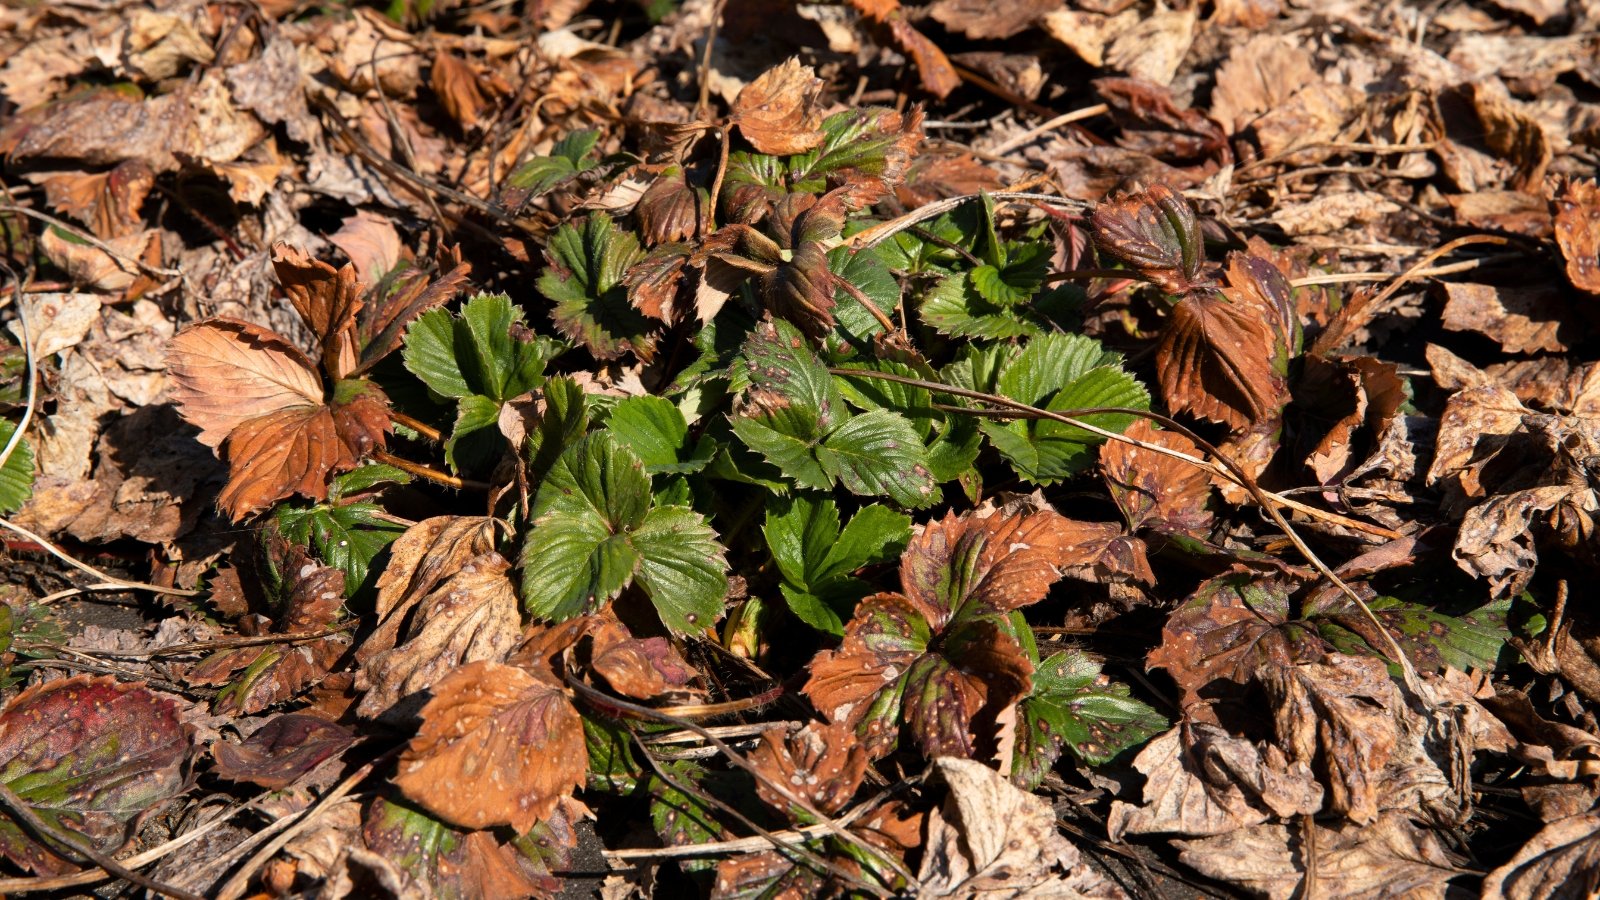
0, 516, 200, 600
834, 277, 898, 335
371, 449, 491, 490
388, 410, 443, 442
0, 267, 38, 478
0, 780, 202, 900
0, 205, 182, 279
694, 0, 726, 119
0, 803, 240, 895
989, 104, 1109, 156
1290, 253, 1523, 287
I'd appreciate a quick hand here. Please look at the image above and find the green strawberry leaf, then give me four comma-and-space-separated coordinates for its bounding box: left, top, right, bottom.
764, 495, 911, 634
275, 501, 405, 598
328, 463, 413, 501
0, 418, 34, 515
402, 293, 559, 403
1014, 650, 1166, 790
605, 395, 712, 475
522, 433, 727, 633
815, 409, 937, 508
538, 214, 651, 360
507, 129, 601, 196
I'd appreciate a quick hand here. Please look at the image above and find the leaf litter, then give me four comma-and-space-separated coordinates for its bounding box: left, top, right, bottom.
0, 0, 1599, 897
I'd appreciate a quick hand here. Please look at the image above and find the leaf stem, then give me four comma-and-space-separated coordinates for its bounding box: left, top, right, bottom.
833, 276, 898, 335
388, 410, 443, 442
371, 450, 490, 491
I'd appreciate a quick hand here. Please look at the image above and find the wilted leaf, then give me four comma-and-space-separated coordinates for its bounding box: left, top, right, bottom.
167, 318, 324, 450
1483, 812, 1600, 900
1145, 573, 1315, 710
1091, 183, 1206, 294
213, 714, 355, 790
919, 757, 1120, 898
363, 796, 573, 900
1100, 419, 1213, 536
1157, 292, 1286, 432
394, 660, 585, 832
733, 58, 826, 155
272, 243, 363, 379
0, 676, 189, 875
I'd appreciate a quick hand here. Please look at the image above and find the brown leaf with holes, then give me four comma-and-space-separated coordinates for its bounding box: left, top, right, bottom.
1440, 281, 1571, 354
362, 516, 500, 657
1101, 419, 1214, 537
583, 614, 701, 701
394, 659, 586, 832
733, 58, 826, 155
1158, 293, 1287, 432
1554, 178, 1600, 294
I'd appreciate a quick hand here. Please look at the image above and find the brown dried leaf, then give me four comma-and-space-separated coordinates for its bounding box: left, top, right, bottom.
1440, 281, 1571, 354
212, 714, 355, 790
167, 318, 323, 449
748, 721, 867, 818
394, 660, 586, 832
635, 172, 706, 246
1468, 83, 1550, 193
361, 516, 499, 660
1484, 813, 1600, 900
1107, 725, 1324, 840
901, 504, 1078, 621
1146, 574, 1316, 710
927, 0, 1059, 40
34, 160, 155, 240
883, 15, 961, 99
1157, 293, 1287, 431
919, 758, 1123, 898
356, 552, 523, 719
271, 244, 363, 380
430, 52, 499, 132
328, 211, 403, 287
584, 615, 701, 702
1091, 183, 1206, 294
1553, 178, 1600, 294
1172, 813, 1461, 900
732, 58, 826, 155
1100, 419, 1214, 536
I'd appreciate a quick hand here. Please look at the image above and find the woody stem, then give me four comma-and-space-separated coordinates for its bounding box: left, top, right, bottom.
372, 450, 490, 491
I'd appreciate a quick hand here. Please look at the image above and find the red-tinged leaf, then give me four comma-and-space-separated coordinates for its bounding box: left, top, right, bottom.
900, 504, 1078, 622
212, 714, 355, 790
1146, 573, 1323, 712
394, 660, 586, 832
1051, 519, 1156, 586
1553, 178, 1600, 294
1219, 252, 1298, 362
885, 16, 960, 99
1101, 419, 1215, 536
584, 616, 702, 702
804, 593, 929, 755
272, 243, 364, 379
902, 616, 1032, 760
625, 243, 692, 322
1091, 183, 1207, 294
1157, 292, 1288, 431
167, 318, 324, 450
355, 245, 472, 373
635, 170, 707, 246
0, 676, 190, 875
748, 721, 868, 819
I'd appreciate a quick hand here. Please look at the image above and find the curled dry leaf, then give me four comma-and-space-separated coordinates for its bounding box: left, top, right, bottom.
1090, 183, 1207, 295
167, 318, 323, 450
1553, 178, 1600, 294
1483, 813, 1600, 900
360, 515, 500, 657
845, 0, 960, 99
733, 58, 826, 155
394, 660, 586, 832
356, 551, 522, 719
0, 676, 190, 875
272, 243, 363, 380
919, 757, 1122, 898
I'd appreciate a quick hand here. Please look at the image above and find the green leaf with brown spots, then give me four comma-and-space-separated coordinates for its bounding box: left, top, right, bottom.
1308, 594, 1510, 676
648, 763, 727, 874
362, 796, 576, 899
0, 676, 190, 875
1014, 650, 1165, 790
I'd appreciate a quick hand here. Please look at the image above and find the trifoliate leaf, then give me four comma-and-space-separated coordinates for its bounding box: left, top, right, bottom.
826, 247, 896, 354
1014, 650, 1165, 790
403, 293, 558, 403
446, 393, 504, 472
764, 495, 911, 634
969, 242, 1049, 308
328, 463, 413, 501
921, 272, 1040, 339
538, 215, 651, 360
522, 433, 727, 633
816, 409, 937, 508
0, 419, 34, 515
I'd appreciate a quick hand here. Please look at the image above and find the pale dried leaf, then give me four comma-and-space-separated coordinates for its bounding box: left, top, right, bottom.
167, 318, 324, 449
733, 58, 826, 155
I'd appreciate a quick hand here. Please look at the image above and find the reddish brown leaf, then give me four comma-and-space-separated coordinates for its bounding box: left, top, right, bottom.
1554, 178, 1600, 294
431, 52, 504, 132
900, 503, 1079, 622
733, 58, 826, 155
167, 318, 324, 450
1101, 419, 1214, 536
1157, 293, 1287, 431
927, 0, 1059, 39
1091, 183, 1207, 294
625, 244, 691, 322
34, 159, 155, 239
213, 714, 355, 790
748, 721, 867, 818
635, 171, 706, 246
584, 615, 701, 702
846, 0, 960, 99
355, 245, 473, 373
394, 660, 586, 832
902, 617, 1033, 759
0, 676, 190, 875
271, 243, 363, 379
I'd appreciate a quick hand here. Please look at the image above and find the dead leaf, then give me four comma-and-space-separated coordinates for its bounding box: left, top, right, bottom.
1172, 812, 1462, 900
748, 721, 868, 819
271, 243, 363, 380
213, 714, 355, 790
394, 659, 586, 832
1553, 178, 1600, 293
360, 516, 500, 659
845, 0, 960, 99
1103, 7, 1196, 87
32, 159, 155, 239
927, 0, 1060, 40
1108, 724, 1323, 840
431, 52, 505, 132
1468, 83, 1551, 192
919, 757, 1123, 898
1483, 813, 1600, 900
356, 552, 523, 719
1440, 281, 1571, 356
733, 58, 826, 155
167, 318, 325, 450
1157, 293, 1287, 431
329, 211, 404, 287
1100, 419, 1214, 537
39, 226, 157, 292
